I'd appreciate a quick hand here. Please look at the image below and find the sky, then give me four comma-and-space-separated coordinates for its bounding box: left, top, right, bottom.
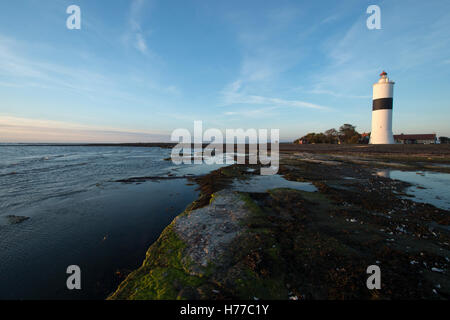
0, 0, 449, 143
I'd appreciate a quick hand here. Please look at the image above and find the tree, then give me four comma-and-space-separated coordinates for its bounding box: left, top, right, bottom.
324, 128, 339, 144
439, 136, 450, 144
339, 124, 361, 144
294, 124, 362, 144
296, 132, 328, 144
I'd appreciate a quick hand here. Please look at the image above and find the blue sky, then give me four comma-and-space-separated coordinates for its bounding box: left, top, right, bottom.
0, 0, 449, 142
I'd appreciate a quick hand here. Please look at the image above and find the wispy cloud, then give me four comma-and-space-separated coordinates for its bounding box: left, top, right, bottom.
221, 80, 329, 113
0, 115, 170, 143
307, 89, 371, 99
124, 0, 154, 56
224, 107, 278, 118
220, 6, 329, 116
0, 35, 117, 99
309, 1, 450, 96
134, 33, 148, 54
0, 34, 176, 104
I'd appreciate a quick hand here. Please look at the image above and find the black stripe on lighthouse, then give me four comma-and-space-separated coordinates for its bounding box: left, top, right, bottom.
372, 97, 393, 111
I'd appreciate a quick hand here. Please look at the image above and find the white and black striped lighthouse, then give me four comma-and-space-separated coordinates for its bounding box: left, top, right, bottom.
370, 71, 395, 144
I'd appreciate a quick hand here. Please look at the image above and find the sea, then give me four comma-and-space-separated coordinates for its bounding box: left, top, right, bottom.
0, 144, 224, 299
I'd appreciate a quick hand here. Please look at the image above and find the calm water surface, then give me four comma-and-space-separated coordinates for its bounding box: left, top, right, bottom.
390, 170, 450, 210
0, 145, 223, 299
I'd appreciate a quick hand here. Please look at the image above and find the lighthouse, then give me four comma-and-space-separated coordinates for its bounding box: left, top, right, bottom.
370, 71, 395, 144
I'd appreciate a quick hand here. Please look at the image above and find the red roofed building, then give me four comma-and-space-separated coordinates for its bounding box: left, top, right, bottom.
394, 134, 437, 144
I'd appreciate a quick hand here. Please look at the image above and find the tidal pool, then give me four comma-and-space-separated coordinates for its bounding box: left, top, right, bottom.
231, 174, 317, 193
388, 170, 450, 210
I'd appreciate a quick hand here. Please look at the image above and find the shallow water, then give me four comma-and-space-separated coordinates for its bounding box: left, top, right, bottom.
0, 145, 226, 299
387, 170, 450, 210
0, 146, 172, 213
231, 174, 317, 193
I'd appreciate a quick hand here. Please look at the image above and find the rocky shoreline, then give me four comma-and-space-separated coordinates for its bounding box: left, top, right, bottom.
109, 147, 450, 300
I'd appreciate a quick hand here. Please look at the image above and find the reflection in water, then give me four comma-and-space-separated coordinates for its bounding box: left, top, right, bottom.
231, 174, 317, 193
378, 169, 450, 210
376, 169, 390, 178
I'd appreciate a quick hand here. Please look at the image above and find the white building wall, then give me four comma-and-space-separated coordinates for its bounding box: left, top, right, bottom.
370, 109, 394, 144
